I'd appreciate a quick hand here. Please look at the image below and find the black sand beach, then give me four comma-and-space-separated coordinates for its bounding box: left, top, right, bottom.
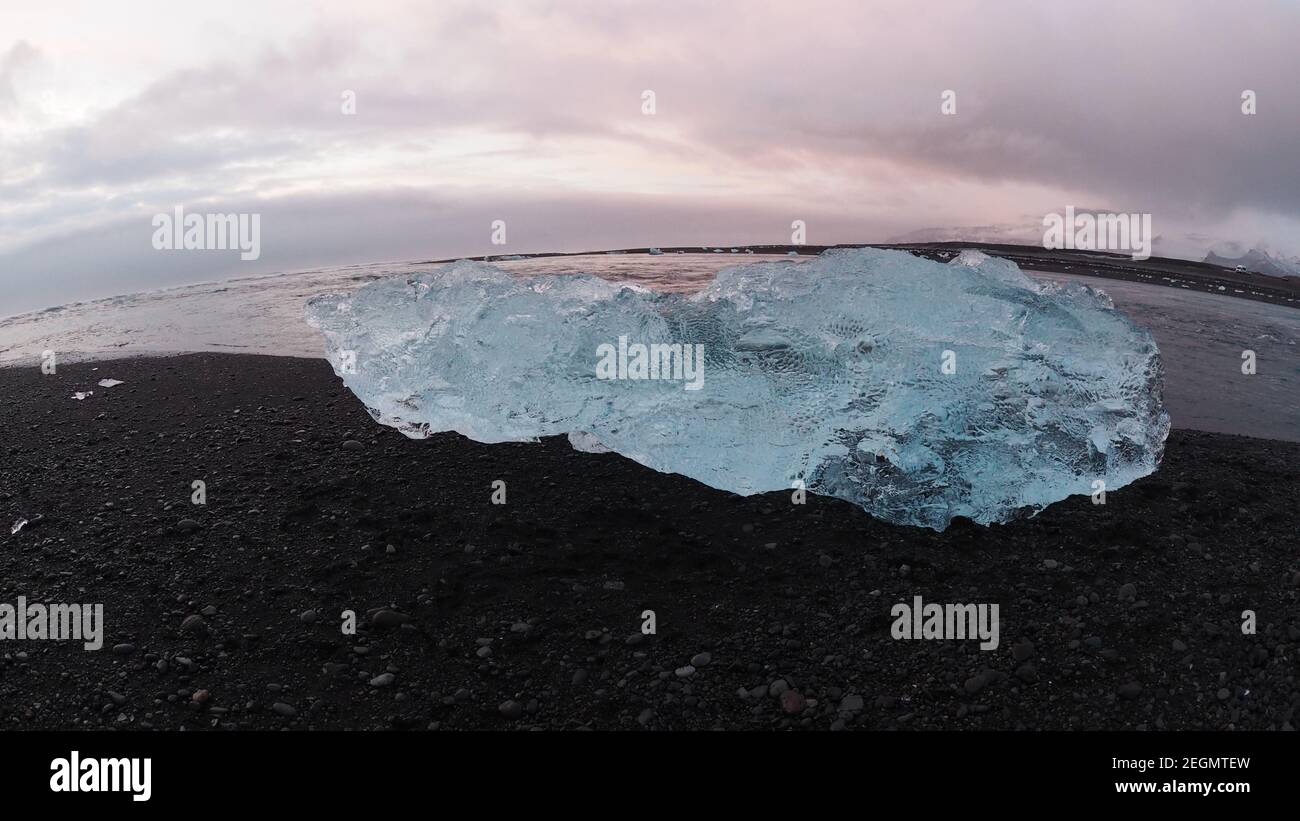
1, 353, 1297, 730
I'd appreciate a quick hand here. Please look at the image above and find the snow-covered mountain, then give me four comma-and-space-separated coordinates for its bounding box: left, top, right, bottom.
887, 224, 1043, 246
1203, 247, 1300, 278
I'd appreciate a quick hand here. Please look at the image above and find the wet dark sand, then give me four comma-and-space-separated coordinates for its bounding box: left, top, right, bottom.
1, 354, 1296, 730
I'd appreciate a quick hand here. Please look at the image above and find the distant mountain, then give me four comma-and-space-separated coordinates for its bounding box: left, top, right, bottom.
887, 227, 1300, 277
887, 224, 1042, 246
887, 222, 1176, 257
1202, 248, 1300, 278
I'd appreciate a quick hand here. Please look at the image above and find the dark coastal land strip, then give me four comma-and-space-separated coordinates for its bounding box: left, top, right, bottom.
441, 243, 1300, 310
1, 354, 1296, 730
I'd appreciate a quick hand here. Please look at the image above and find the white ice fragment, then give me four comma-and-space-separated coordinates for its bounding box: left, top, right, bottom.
72, 391, 93, 400
11, 518, 26, 535
568, 431, 613, 453
98, 378, 124, 387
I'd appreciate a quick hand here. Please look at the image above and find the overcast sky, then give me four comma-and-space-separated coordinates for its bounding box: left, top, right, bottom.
1, 0, 1297, 314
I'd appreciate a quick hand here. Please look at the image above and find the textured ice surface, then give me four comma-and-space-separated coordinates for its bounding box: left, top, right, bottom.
306, 248, 1169, 530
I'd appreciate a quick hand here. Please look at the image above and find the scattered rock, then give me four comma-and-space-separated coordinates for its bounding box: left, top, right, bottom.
1117, 682, 1143, 700
371, 609, 411, 629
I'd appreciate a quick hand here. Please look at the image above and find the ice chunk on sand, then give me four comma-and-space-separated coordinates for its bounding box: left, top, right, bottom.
567, 431, 613, 453
98, 378, 124, 388
306, 248, 1169, 530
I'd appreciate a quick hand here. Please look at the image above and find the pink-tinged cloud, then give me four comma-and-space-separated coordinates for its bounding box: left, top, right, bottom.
1, 0, 1297, 312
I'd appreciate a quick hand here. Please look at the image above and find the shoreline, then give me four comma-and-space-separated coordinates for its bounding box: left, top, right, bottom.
9, 333, 1296, 443
3, 243, 1297, 329
455, 243, 1300, 311
2, 353, 1296, 730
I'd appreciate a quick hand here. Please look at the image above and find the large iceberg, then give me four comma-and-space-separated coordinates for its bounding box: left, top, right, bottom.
305, 249, 1168, 530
